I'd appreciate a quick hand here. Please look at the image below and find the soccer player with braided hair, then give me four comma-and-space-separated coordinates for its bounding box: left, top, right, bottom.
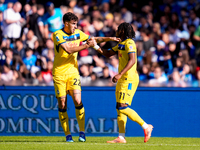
95, 22, 154, 143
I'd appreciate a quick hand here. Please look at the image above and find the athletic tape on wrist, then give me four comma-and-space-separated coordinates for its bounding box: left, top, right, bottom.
93, 45, 100, 50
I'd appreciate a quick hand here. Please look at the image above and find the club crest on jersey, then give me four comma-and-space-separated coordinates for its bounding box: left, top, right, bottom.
129, 46, 133, 50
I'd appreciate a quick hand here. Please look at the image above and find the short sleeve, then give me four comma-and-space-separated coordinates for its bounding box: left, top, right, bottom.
53, 32, 66, 46
78, 29, 89, 42
125, 40, 136, 54
112, 44, 118, 52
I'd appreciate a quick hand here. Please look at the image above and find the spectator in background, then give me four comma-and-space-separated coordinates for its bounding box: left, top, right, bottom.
46, 48, 54, 62
107, 55, 118, 78
175, 56, 184, 71
23, 47, 37, 71
163, 51, 173, 75
169, 12, 180, 29
41, 38, 54, 58
168, 24, 181, 44
79, 64, 91, 85
192, 68, 200, 87
180, 63, 193, 83
26, 29, 38, 49
140, 28, 155, 52
154, 40, 166, 63
28, 4, 45, 46
103, 13, 115, 37
109, 0, 120, 13
0, 0, 7, 12
148, 66, 168, 86
100, 2, 110, 19
138, 16, 151, 31
13, 39, 26, 58
188, 9, 200, 29
150, 22, 162, 45
100, 66, 111, 80
32, 70, 45, 85
3, 1, 24, 42
139, 64, 150, 82
41, 60, 53, 85
92, 55, 106, 77
121, 5, 132, 23
1, 62, 18, 82
167, 68, 187, 87
4, 48, 13, 65
177, 30, 195, 58
21, 3, 32, 20
159, 15, 169, 33
43, 2, 63, 39
92, 18, 105, 37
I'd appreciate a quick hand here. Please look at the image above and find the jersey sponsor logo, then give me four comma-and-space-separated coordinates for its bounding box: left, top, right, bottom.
63, 33, 80, 41
67, 42, 78, 47
118, 44, 125, 50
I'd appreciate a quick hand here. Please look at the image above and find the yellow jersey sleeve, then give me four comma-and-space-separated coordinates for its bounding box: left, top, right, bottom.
78, 29, 90, 42
125, 40, 136, 53
112, 44, 118, 52
53, 32, 66, 46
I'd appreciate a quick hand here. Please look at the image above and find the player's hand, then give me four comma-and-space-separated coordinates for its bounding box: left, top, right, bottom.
112, 74, 122, 83
110, 37, 121, 42
87, 37, 97, 47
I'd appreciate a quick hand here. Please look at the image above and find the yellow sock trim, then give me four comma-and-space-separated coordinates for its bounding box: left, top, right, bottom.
58, 111, 70, 136
119, 107, 145, 126
117, 109, 127, 133
75, 105, 85, 132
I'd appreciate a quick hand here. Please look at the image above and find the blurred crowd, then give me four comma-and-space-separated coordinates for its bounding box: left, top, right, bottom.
0, 0, 200, 87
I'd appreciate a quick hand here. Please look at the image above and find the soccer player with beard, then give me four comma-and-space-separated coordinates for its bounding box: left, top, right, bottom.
52, 12, 120, 142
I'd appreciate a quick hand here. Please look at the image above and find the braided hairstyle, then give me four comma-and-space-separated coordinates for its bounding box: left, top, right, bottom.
63, 12, 78, 23
118, 22, 135, 39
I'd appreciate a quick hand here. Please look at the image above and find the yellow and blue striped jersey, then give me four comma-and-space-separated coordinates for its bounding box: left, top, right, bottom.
52, 29, 89, 75
112, 38, 137, 80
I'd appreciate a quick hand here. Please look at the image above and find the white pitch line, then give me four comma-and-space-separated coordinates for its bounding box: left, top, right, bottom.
0, 142, 200, 147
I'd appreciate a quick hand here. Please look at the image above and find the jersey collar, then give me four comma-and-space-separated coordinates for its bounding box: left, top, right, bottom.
62, 28, 71, 35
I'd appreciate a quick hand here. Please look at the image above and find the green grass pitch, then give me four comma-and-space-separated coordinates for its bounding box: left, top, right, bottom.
1, 136, 200, 150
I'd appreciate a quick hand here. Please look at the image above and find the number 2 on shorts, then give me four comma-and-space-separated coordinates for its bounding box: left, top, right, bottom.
73, 78, 81, 86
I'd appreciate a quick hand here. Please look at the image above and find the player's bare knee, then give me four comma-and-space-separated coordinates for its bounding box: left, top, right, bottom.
58, 96, 67, 109
74, 98, 82, 106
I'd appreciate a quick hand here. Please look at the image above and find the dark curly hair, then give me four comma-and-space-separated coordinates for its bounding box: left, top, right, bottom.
63, 12, 78, 23
118, 22, 135, 39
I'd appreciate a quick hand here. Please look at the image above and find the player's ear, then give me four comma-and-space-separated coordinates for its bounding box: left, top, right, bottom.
65, 21, 69, 27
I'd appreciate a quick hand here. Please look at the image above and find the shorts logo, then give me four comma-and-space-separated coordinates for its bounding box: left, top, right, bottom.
57, 90, 60, 95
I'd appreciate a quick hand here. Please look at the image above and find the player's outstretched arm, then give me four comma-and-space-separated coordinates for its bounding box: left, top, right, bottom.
94, 37, 121, 43
95, 47, 116, 58
60, 38, 96, 54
